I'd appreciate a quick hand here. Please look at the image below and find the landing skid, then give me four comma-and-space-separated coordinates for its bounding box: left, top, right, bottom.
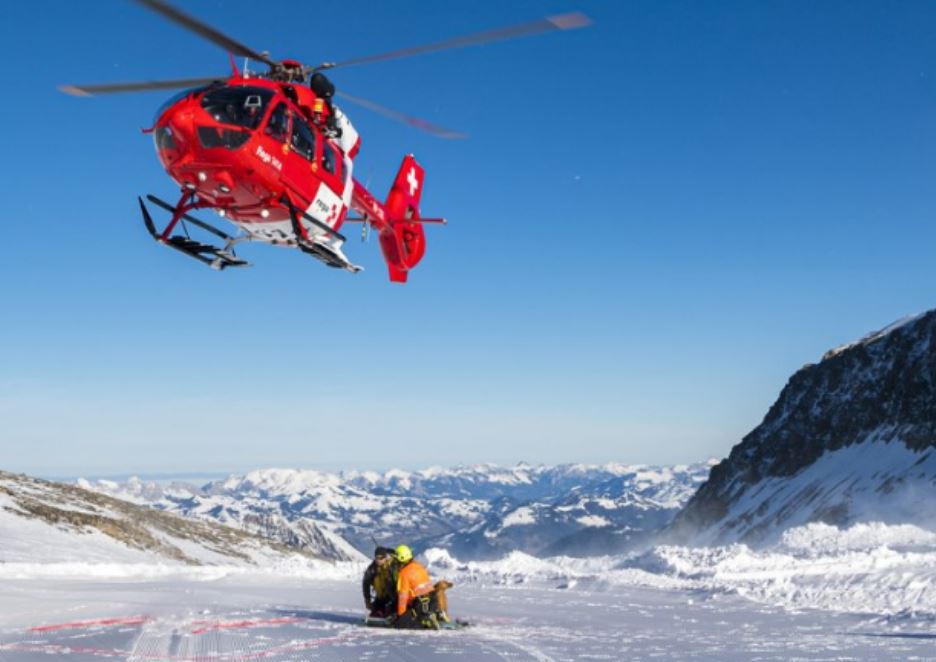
298, 240, 363, 272
139, 194, 251, 271
282, 197, 363, 274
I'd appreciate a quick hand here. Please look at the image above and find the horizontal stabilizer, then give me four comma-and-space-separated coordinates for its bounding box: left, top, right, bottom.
343, 216, 446, 225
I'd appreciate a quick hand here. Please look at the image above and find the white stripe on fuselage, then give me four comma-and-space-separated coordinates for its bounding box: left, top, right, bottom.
304, 184, 344, 240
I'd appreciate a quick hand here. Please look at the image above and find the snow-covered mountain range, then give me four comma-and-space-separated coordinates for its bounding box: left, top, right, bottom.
82, 462, 714, 559
669, 310, 936, 545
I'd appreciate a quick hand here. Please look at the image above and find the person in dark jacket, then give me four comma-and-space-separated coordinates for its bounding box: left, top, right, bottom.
362, 546, 397, 617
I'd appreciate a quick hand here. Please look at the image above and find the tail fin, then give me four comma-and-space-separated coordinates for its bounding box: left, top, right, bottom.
380, 155, 427, 283
388, 154, 425, 218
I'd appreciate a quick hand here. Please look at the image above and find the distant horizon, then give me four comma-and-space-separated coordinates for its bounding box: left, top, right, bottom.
35, 454, 722, 484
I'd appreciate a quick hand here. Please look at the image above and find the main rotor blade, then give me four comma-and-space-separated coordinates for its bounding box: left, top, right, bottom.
132, 0, 275, 67
336, 91, 466, 140
59, 76, 224, 96
324, 12, 591, 71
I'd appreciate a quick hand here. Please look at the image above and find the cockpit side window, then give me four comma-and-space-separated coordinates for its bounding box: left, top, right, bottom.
322, 143, 341, 177
265, 103, 290, 143
291, 116, 317, 162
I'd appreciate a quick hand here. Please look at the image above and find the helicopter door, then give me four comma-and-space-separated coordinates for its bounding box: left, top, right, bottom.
323, 140, 353, 210
281, 115, 343, 240
321, 142, 341, 181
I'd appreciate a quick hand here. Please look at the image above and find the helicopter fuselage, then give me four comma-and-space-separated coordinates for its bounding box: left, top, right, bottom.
152, 77, 354, 246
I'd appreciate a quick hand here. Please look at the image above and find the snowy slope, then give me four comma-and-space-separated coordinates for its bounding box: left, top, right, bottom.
77, 475, 364, 562
3, 519, 936, 661
83, 461, 712, 559
670, 308, 936, 545
690, 438, 936, 545
0, 471, 331, 567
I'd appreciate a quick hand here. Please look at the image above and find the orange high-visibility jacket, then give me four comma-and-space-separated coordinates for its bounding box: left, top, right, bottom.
396, 560, 434, 616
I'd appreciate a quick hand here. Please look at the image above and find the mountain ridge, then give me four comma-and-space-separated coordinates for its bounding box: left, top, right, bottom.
82, 461, 714, 560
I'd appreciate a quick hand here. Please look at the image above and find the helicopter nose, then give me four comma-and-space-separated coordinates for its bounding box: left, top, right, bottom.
167, 110, 197, 151
154, 109, 196, 168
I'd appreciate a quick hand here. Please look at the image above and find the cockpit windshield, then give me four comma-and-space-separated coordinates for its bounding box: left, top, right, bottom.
201, 86, 275, 130
153, 85, 211, 127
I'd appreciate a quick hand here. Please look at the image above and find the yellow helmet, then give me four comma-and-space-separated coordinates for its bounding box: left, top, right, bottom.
395, 544, 413, 563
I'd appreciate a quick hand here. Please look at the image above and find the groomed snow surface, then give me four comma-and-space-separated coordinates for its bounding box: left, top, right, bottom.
3, 521, 936, 660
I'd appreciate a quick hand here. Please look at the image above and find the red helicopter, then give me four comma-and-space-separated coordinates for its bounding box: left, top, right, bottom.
61, 0, 591, 282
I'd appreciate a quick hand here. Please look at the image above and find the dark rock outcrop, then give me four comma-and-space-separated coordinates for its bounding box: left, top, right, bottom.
667, 310, 936, 544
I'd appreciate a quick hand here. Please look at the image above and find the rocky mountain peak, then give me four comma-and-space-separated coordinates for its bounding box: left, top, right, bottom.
668, 309, 936, 544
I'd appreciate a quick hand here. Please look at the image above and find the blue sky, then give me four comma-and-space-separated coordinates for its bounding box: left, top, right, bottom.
3, 1, 936, 477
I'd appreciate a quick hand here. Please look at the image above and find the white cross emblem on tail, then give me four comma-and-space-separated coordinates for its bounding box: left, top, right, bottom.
407, 167, 419, 196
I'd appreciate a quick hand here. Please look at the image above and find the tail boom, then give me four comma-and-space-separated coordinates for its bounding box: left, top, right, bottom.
350, 155, 442, 283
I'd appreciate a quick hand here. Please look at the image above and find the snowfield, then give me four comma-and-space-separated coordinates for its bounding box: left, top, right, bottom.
2, 521, 936, 659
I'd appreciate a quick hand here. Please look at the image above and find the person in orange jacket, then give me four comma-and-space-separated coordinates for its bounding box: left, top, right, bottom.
392, 544, 439, 629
